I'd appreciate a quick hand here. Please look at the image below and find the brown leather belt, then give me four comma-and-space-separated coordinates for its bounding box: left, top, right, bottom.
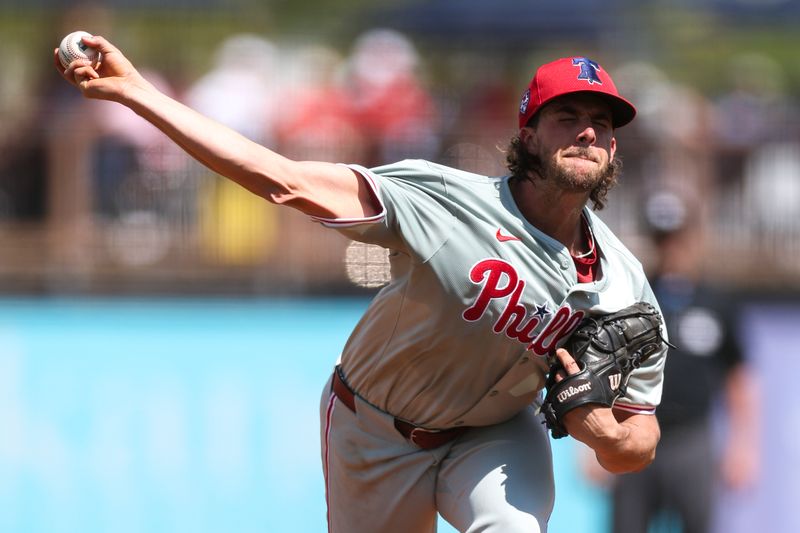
332, 366, 467, 450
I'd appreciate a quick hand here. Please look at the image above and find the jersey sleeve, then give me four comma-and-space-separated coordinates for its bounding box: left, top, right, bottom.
311, 160, 457, 262
614, 279, 668, 415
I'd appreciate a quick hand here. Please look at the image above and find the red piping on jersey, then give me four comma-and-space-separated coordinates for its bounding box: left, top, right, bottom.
323, 393, 337, 531
614, 403, 656, 415
311, 167, 387, 227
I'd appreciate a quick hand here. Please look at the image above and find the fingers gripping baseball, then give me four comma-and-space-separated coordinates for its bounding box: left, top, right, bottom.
55, 48, 101, 93
55, 34, 141, 102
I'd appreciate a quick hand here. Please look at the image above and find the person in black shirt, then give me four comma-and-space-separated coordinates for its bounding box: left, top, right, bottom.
608, 190, 760, 533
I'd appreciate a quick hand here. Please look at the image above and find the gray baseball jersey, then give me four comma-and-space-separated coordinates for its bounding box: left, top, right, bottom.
315, 159, 667, 532
317, 159, 665, 425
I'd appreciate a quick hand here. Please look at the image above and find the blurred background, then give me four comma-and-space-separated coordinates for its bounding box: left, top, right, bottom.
1, 0, 799, 531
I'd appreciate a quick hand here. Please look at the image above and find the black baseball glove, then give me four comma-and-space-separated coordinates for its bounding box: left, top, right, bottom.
541, 302, 671, 439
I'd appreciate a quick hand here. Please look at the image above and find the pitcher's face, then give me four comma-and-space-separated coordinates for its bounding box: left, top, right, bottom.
522, 93, 617, 192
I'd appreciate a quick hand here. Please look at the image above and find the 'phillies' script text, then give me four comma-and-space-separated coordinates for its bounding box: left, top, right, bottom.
462, 258, 584, 355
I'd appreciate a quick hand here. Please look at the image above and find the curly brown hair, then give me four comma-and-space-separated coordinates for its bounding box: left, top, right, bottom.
504, 133, 623, 211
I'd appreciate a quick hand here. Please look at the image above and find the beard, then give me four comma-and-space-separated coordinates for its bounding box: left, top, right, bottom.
505, 133, 621, 210
529, 146, 614, 193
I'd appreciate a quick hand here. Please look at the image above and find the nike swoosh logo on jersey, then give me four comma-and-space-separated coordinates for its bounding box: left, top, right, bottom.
496, 228, 522, 242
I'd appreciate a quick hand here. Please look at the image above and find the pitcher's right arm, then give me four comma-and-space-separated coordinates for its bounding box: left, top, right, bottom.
55, 34, 379, 221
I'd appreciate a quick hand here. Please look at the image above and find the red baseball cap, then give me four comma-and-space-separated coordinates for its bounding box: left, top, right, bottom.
518, 56, 636, 129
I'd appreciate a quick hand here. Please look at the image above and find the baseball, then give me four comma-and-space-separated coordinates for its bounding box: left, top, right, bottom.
58, 31, 101, 69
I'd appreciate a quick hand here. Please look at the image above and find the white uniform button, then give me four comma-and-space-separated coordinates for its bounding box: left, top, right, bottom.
559, 257, 570, 269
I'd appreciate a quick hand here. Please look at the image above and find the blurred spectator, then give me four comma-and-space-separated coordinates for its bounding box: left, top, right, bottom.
93, 68, 196, 267
184, 33, 281, 144
275, 43, 366, 163
614, 61, 716, 194
742, 142, 800, 248
586, 189, 761, 533
273, 42, 372, 285
184, 33, 283, 265
343, 28, 441, 165
91, 70, 186, 217
0, 52, 47, 222
4, 2, 113, 224
712, 52, 791, 151
439, 53, 517, 176
615, 61, 695, 144
710, 52, 794, 201
709, 52, 800, 275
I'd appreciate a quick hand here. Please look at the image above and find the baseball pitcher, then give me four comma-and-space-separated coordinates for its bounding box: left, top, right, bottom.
58, 35, 669, 532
